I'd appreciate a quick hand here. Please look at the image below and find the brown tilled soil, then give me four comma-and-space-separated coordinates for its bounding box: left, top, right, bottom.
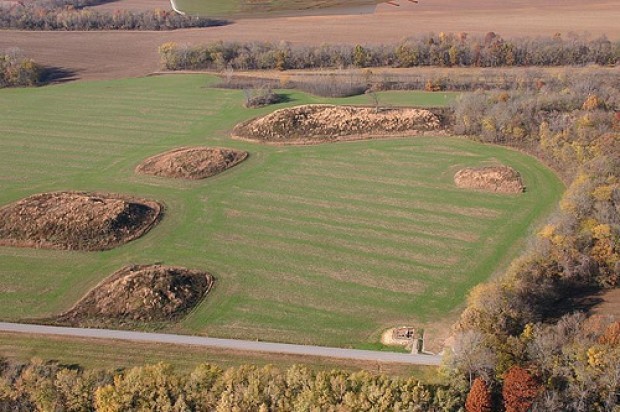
53, 264, 214, 326
233, 104, 441, 144
0, 192, 162, 251
136, 146, 248, 179
454, 166, 525, 194
0, 0, 617, 82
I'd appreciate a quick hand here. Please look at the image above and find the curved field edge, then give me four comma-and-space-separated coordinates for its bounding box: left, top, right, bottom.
0, 74, 563, 347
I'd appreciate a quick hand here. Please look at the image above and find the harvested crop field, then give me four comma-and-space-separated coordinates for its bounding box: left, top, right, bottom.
454, 166, 524, 194
0, 192, 162, 251
233, 105, 441, 144
53, 264, 213, 326
136, 147, 248, 179
0, 75, 563, 347
1, 0, 617, 82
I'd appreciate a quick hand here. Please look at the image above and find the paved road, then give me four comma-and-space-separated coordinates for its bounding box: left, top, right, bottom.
0, 322, 441, 366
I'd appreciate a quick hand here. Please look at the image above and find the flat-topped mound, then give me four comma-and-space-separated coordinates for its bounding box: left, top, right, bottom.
232, 104, 441, 144
454, 166, 525, 194
0, 192, 162, 251
136, 146, 248, 179
55, 264, 214, 326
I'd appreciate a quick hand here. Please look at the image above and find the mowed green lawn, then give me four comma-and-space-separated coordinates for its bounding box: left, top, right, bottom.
0, 75, 563, 347
174, 0, 382, 17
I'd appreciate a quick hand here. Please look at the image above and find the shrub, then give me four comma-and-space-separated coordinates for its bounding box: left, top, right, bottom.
0, 50, 42, 88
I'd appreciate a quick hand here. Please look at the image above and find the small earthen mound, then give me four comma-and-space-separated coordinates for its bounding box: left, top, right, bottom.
136, 147, 248, 180
0, 192, 162, 251
454, 166, 525, 194
233, 104, 441, 144
55, 265, 214, 326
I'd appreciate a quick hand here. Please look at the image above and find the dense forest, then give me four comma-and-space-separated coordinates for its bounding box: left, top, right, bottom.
446, 72, 620, 411
0, 0, 224, 30
159, 33, 619, 71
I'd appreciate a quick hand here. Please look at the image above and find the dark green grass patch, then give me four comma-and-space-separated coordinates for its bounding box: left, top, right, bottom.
0, 75, 563, 347
173, 0, 382, 18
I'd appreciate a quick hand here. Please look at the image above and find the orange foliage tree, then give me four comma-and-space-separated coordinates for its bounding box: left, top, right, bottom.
465, 377, 493, 412
502, 366, 541, 412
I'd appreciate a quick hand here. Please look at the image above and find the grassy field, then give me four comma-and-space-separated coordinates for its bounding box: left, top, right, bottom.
174, 0, 382, 17
0, 75, 563, 348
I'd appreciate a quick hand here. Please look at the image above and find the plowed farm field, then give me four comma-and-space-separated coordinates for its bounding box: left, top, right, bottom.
1, 0, 617, 82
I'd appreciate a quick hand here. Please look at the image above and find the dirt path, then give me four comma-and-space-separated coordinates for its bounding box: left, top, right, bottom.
592, 288, 620, 319
0, 322, 442, 365
0, 0, 618, 82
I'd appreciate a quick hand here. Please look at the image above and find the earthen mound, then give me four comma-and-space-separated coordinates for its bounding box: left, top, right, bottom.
136, 147, 248, 179
454, 166, 525, 194
0, 192, 162, 251
55, 265, 214, 326
233, 104, 441, 144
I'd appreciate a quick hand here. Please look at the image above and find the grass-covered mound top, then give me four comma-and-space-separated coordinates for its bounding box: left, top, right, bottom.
136, 147, 248, 180
233, 104, 441, 145
54, 264, 214, 326
0, 192, 162, 251
454, 166, 525, 194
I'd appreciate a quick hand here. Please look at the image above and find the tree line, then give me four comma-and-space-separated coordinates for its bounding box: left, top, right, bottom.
0, 50, 41, 88
0, 359, 452, 411
159, 33, 619, 71
6, 354, 611, 411
0, 0, 225, 31
446, 68, 619, 411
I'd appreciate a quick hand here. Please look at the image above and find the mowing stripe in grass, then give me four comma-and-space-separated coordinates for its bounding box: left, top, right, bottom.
0, 75, 563, 347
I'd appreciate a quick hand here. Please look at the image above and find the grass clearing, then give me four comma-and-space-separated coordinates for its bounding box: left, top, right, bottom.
174, 0, 382, 17
0, 74, 563, 348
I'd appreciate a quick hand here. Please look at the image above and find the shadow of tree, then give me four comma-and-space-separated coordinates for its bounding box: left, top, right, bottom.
40, 66, 80, 84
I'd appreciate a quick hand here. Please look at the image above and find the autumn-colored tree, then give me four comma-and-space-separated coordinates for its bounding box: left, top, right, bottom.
465, 378, 493, 412
502, 366, 541, 412
599, 321, 620, 345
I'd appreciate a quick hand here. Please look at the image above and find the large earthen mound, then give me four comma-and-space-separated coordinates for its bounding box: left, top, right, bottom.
233, 104, 441, 144
0, 192, 162, 251
55, 264, 214, 326
454, 166, 525, 194
136, 147, 248, 179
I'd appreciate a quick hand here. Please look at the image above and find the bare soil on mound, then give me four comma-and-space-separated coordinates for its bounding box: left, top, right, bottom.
454, 166, 524, 194
0, 192, 162, 251
233, 104, 441, 144
136, 146, 248, 179
54, 264, 214, 326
